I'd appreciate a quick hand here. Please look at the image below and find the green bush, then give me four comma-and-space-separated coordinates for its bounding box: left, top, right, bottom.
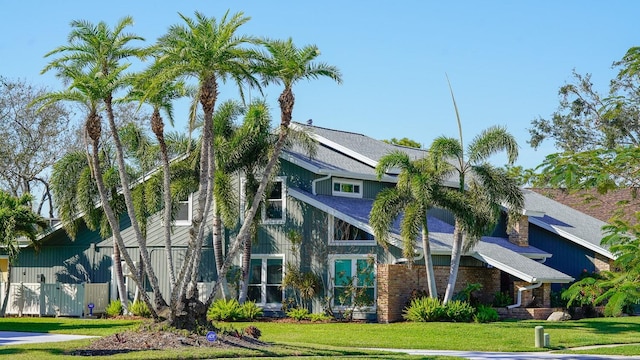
286, 307, 311, 321
240, 301, 263, 320
403, 297, 444, 322
207, 299, 243, 321
309, 312, 332, 322
443, 300, 475, 322
492, 291, 513, 307
105, 299, 123, 318
474, 305, 499, 323
129, 300, 151, 318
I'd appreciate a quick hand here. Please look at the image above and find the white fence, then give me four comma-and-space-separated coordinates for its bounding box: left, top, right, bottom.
0, 282, 109, 317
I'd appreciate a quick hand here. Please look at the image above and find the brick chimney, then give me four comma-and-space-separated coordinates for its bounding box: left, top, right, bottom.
509, 215, 529, 247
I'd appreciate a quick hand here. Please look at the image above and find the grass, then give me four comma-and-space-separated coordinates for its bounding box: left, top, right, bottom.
1, 316, 640, 358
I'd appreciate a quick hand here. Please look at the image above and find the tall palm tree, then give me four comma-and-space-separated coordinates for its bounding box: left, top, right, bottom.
370, 151, 453, 298
152, 11, 259, 326
0, 191, 47, 316
208, 38, 342, 305
41, 17, 166, 314
430, 79, 524, 303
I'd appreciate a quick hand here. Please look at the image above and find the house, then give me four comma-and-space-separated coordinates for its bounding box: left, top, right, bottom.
5, 122, 617, 321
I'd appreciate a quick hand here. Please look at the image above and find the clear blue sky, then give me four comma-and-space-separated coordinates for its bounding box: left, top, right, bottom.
1, 1, 637, 169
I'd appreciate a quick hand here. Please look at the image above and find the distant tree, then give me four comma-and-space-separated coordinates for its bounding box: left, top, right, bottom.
0, 190, 47, 316
0, 77, 74, 216
383, 137, 422, 148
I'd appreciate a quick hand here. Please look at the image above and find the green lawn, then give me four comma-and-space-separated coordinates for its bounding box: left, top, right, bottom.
0, 316, 639, 359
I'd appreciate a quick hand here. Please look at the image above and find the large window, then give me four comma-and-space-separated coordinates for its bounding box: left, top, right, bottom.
329, 216, 375, 246
240, 177, 286, 224
329, 255, 376, 310
248, 256, 284, 308
332, 178, 363, 198
175, 194, 192, 226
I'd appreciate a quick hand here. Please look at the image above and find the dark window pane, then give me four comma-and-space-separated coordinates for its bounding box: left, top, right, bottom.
334, 288, 351, 306
249, 259, 262, 284
334, 183, 341, 191
266, 285, 282, 303
353, 185, 360, 193
248, 286, 261, 303
268, 182, 282, 200
266, 259, 282, 284
265, 201, 282, 219
176, 202, 189, 221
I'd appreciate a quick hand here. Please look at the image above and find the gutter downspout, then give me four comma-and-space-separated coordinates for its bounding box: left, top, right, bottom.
312, 174, 331, 195
507, 282, 542, 309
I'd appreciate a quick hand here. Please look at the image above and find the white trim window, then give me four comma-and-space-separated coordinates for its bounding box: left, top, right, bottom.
248, 255, 284, 309
241, 177, 287, 224
332, 178, 363, 198
329, 215, 375, 246
175, 194, 192, 226
329, 255, 376, 310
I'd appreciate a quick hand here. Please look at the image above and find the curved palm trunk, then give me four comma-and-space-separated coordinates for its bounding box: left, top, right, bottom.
151, 110, 176, 289
85, 111, 157, 318
238, 232, 252, 303
421, 226, 437, 298
112, 239, 128, 307
212, 205, 230, 299
443, 220, 463, 303
206, 87, 294, 307
104, 97, 166, 309
0, 262, 12, 316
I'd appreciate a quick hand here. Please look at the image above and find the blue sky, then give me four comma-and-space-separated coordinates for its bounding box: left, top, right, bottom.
1, 1, 637, 169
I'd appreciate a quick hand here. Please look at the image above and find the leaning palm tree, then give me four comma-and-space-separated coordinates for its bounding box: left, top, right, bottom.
430, 78, 524, 303
152, 11, 260, 327
207, 37, 342, 305
41, 17, 167, 314
0, 190, 48, 316
371, 151, 453, 298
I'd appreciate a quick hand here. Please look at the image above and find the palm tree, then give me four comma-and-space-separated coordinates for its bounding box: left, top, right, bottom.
370, 151, 453, 298
430, 79, 524, 303
208, 37, 342, 305
0, 190, 47, 316
152, 11, 259, 326
41, 17, 166, 314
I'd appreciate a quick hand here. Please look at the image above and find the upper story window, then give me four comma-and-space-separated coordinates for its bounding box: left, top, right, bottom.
175, 194, 192, 226
332, 178, 363, 198
241, 177, 287, 225
329, 216, 375, 246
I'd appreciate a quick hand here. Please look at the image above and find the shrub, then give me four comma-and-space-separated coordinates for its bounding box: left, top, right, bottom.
443, 300, 475, 322
129, 300, 152, 318
105, 299, 123, 318
240, 301, 263, 320
286, 307, 311, 321
453, 283, 483, 305
207, 299, 243, 321
474, 305, 499, 323
492, 291, 513, 307
403, 297, 444, 322
309, 312, 332, 322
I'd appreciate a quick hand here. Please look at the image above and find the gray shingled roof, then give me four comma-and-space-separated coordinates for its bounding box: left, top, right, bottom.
289, 188, 572, 283
523, 189, 614, 259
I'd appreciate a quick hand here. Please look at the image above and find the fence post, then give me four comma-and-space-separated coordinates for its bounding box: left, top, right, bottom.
535, 326, 544, 348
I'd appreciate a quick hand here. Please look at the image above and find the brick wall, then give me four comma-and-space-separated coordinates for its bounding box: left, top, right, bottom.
509, 215, 529, 247
377, 264, 501, 323
593, 253, 611, 272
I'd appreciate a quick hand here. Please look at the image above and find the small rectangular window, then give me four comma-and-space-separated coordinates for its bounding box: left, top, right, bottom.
332, 178, 363, 198
175, 194, 192, 226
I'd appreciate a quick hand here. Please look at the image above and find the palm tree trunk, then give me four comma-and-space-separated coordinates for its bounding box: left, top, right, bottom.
152, 111, 177, 289
0, 262, 12, 317
238, 232, 252, 303
112, 239, 128, 307
103, 96, 166, 309
212, 209, 230, 299
443, 220, 463, 303
421, 226, 437, 298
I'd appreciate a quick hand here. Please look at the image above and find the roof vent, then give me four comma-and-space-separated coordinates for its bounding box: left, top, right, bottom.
307, 119, 313, 125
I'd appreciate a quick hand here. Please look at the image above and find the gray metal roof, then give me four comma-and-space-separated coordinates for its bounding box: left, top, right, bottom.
290, 187, 572, 283
523, 189, 614, 259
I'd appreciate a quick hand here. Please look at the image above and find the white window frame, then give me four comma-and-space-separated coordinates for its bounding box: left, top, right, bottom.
175, 194, 192, 226
247, 254, 284, 310
329, 215, 376, 246
240, 176, 287, 225
332, 178, 363, 198
328, 254, 377, 311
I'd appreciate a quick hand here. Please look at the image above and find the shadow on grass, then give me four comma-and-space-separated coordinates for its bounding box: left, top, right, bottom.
0, 319, 139, 334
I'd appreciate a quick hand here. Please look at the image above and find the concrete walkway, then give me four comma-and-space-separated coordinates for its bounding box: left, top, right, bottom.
0, 331, 95, 346
367, 348, 640, 359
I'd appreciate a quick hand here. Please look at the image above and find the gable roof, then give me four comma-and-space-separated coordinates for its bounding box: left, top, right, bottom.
289, 187, 572, 284
522, 189, 614, 259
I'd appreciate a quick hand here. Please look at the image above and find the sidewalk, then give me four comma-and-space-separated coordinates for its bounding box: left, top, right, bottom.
0, 331, 96, 346
367, 348, 640, 359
